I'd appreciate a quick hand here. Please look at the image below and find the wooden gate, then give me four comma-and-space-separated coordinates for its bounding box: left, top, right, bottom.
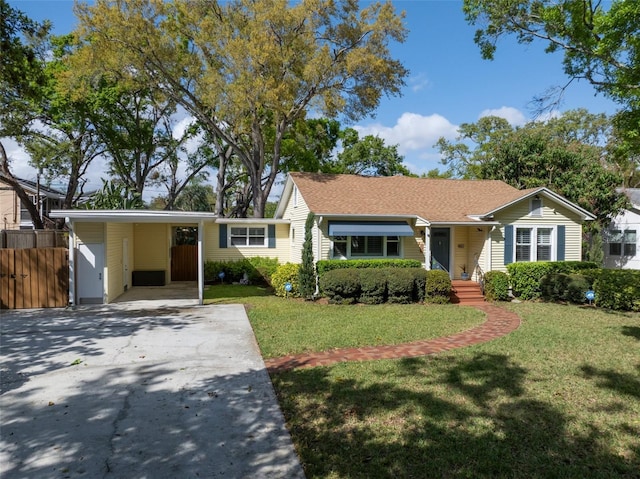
170, 244, 197, 281
0, 248, 69, 309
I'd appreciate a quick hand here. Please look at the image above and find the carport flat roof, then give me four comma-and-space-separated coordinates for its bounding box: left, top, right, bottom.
50, 210, 291, 224
50, 210, 218, 223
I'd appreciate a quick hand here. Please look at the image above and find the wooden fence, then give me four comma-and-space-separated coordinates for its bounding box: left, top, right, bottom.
0, 248, 69, 309
0, 230, 68, 249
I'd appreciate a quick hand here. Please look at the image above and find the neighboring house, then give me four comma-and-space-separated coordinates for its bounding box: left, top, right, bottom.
0, 173, 66, 230
50, 172, 595, 306
603, 188, 640, 269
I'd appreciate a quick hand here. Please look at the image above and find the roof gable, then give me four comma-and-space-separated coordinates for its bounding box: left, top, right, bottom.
281, 173, 594, 223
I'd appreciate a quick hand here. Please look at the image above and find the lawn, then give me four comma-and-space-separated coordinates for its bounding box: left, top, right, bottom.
206, 286, 640, 478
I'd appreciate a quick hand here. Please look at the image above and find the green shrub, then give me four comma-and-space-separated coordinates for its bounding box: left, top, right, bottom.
540, 273, 570, 302
411, 268, 428, 303
386, 268, 415, 304
507, 262, 555, 300
593, 269, 640, 311
204, 257, 279, 285
316, 259, 422, 277
320, 268, 361, 304
508, 261, 600, 300
484, 271, 510, 301
565, 274, 591, 304
272, 263, 301, 298
540, 273, 591, 304
425, 270, 451, 304
358, 269, 387, 304
298, 213, 316, 300
247, 257, 280, 285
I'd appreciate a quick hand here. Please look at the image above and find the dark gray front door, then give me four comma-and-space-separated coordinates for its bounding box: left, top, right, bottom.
431, 228, 450, 272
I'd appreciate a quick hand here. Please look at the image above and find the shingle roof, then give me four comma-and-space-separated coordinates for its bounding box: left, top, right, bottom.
289, 172, 534, 223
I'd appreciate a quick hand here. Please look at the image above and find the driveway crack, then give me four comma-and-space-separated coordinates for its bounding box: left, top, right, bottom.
103, 384, 133, 478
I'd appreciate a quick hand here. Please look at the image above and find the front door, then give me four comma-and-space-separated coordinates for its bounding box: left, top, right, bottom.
77, 243, 104, 304
431, 228, 450, 273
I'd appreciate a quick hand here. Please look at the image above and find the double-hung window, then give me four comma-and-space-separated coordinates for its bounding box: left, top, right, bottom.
230, 226, 266, 247
609, 229, 637, 256
515, 226, 554, 262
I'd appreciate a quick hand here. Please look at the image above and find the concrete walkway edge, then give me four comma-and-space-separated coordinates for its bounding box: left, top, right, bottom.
265, 304, 521, 373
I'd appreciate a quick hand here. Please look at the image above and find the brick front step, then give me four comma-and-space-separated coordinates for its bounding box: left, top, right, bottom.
451, 280, 484, 305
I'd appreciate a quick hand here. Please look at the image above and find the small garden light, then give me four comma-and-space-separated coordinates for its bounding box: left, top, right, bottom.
585, 289, 595, 306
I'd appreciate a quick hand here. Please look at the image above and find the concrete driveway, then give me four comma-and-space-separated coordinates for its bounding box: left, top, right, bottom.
0, 302, 304, 479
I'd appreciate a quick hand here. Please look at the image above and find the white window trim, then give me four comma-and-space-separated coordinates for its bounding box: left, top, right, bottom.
514, 225, 556, 262
229, 225, 267, 248
330, 235, 402, 259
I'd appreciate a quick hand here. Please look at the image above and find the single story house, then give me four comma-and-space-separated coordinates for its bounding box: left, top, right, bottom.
603, 188, 639, 269
276, 172, 595, 278
51, 172, 595, 306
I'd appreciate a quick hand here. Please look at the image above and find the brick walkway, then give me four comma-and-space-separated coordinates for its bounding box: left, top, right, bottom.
264, 304, 521, 373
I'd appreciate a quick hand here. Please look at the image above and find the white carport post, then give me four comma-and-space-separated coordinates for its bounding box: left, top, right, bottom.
198, 220, 204, 305
66, 217, 76, 306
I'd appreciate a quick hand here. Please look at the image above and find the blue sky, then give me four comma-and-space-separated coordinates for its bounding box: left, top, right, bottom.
6, 0, 620, 191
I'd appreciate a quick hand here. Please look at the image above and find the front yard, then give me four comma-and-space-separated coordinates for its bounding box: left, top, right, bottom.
205, 286, 640, 478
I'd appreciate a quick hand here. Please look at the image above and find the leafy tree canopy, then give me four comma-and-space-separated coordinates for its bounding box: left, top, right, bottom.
67, 0, 409, 217
436, 109, 626, 225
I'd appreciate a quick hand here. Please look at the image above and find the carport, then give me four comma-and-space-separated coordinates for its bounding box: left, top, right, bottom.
50, 210, 218, 306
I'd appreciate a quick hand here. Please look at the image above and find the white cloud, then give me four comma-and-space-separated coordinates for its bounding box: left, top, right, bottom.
479, 106, 527, 126
3, 138, 36, 181
355, 112, 458, 155
408, 73, 430, 92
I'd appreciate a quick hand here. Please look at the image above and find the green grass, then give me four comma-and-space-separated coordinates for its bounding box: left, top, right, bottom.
204, 284, 484, 358
270, 303, 640, 478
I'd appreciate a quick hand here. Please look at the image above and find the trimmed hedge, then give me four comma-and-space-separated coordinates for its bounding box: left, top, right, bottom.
272, 263, 301, 298
484, 271, 510, 301
359, 269, 388, 304
321, 267, 428, 304
507, 261, 599, 300
424, 270, 451, 304
204, 257, 279, 285
386, 268, 415, 304
319, 268, 361, 304
316, 259, 422, 277
540, 273, 590, 304
592, 269, 640, 311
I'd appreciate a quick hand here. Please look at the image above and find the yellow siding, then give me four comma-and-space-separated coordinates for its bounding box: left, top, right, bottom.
447, 226, 489, 280
133, 224, 170, 276
206, 223, 290, 263
491, 200, 585, 272
282, 188, 311, 263
104, 223, 133, 303
75, 222, 104, 244
0, 185, 19, 230
470, 227, 490, 280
